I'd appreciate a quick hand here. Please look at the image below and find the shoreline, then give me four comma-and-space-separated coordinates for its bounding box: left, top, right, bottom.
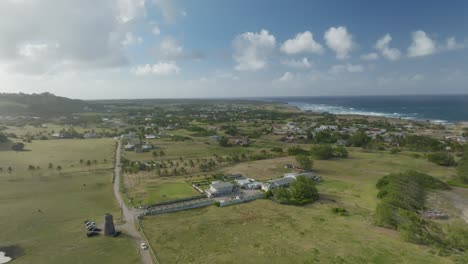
285, 103, 468, 126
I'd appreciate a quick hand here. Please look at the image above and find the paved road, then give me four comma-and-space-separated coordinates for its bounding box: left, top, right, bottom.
113, 140, 154, 264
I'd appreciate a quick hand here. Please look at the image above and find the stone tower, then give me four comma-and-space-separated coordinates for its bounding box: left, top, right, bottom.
104, 213, 115, 236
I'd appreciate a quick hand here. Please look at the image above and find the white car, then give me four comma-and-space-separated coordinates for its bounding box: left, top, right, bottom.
140, 242, 148, 250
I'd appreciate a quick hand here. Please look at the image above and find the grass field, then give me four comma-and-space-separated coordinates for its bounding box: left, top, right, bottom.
0, 139, 139, 264
140, 148, 461, 264
123, 174, 200, 206
142, 200, 452, 264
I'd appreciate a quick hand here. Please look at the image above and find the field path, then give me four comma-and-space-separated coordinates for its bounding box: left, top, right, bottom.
113, 140, 154, 264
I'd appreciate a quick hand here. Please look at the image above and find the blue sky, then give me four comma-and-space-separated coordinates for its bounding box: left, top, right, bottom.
0, 0, 467, 99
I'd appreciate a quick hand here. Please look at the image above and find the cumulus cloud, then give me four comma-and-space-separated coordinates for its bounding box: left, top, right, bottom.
152, 25, 161, 35
281, 57, 312, 68
121, 32, 143, 46
0, 0, 140, 75
360, 52, 379, 61
329, 63, 364, 74
280, 31, 323, 54
375, 34, 401, 61
159, 37, 183, 59
117, 0, 146, 24
407, 30, 436, 57
275, 72, 295, 82
232, 29, 276, 71
445, 37, 465, 51
132, 61, 180, 75
153, 0, 179, 23
324, 26, 354, 59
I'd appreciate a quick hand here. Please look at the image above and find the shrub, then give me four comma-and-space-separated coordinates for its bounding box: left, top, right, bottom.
427, 152, 457, 167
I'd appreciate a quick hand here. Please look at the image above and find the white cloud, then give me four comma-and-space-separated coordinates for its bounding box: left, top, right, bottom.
232, 29, 276, 71
324, 26, 354, 59
409, 74, 424, 81
375, 34, 401, 61
0, 0, 136, 75
132, 61, 180, 75
281, 57, 312, 68
445, 37, 465, 50
117, 0, 146, 24
407, 30, 436, 57
280, 31, 323, 55
329, 63, 364, 74
152, 26, 161, 35
159, 37, 183, 59
153, 0, 178, 23
360, 52, 379, 61
276, 72, 294, 82
121, 32, 143, 46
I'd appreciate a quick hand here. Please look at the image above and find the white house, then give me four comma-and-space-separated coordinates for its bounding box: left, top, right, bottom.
205, 181, 234, 198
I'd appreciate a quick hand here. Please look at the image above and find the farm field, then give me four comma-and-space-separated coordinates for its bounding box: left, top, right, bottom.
140, 149, 461, 264
142, 200, 452, 264
0, 139, 139, 264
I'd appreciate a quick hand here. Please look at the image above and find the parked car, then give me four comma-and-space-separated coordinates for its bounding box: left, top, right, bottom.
86, 231, 99, 237
140, 243, 148, 250
89, 227, 102, 232
86, 225, 96, 230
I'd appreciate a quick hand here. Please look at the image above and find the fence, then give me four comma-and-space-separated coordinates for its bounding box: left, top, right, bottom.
144, 195, 207, 209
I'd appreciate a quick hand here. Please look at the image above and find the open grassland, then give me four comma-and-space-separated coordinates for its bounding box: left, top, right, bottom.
143, 200, 452, 264
123, 173, 199, 206
0, 139, 139, 264
140, 148, 461, 264
0, 139, 114, 177
223, 149, 456, 209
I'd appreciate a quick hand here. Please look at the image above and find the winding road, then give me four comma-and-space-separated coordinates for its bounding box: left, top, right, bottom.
113, 140, 154, 264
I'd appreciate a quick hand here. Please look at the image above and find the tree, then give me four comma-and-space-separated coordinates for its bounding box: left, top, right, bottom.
0, 133, 8, 143
56, 165, 62, 176
290, 176, 319, 205
219, 136, 231, 147
7, 166, 13, 174
11, 142, 25, 151
457, 146, 468, 183
152, 150, 158, 157
48, 163, 53, 169
427, 152, 456, 167
310, 145, 335, 160
159, 150, 165, 157
28, 165, 36, 177
333, 146, 349, 158
295, 155, 313, 170
347, 131, 371, 147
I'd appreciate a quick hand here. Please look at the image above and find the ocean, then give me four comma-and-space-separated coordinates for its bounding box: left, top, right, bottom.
260, 95, 468, 124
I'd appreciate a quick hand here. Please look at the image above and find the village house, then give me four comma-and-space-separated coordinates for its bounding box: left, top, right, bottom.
205, 181, 234, 198
124, 143, 135, 151
144, 134, 158, 139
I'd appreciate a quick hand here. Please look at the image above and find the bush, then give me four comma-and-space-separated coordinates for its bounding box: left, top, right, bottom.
310, 145, 334, 160
287, 146, 309, 156
427, 152, 457, 167
332, 207, 349, 216
389, 148, 401, 154
270, 147, 283, 153
295, 155, 313, 170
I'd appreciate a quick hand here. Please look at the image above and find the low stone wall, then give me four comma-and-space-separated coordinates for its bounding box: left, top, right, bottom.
144, 195, 207, 209
219, 192, 264, 207
144, 198, 214, 216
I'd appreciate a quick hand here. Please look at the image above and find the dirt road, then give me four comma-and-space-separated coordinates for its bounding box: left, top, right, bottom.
113, 140, 154, 264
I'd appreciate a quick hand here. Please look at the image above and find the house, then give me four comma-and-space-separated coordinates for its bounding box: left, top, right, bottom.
262, 177, 295, 191
235, 178, 261, 189
230, 137, 250, 146
205, 181, 234, 198
124, 143, 135, 151
83, 132, 98, 139
141, 142, 153, 151
209, 135, 220, 142
144, 134, 158, 139
121, 132, 137, 139
235, 179, 252, 188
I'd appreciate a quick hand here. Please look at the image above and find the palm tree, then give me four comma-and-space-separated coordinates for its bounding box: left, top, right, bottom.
48, 163, 53, 169
56, 165, 62, 176
7, 166, 13, 175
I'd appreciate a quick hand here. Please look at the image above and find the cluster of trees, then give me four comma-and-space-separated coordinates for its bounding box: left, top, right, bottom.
0, 133, 8, 143
374, 171, 468, 255
287, 145, 349, 163
457, 146, 468, 183
427, 152, 457, 167
269, 176, 319, 205
310, 145, 348, 160
402, 135, 444, 152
